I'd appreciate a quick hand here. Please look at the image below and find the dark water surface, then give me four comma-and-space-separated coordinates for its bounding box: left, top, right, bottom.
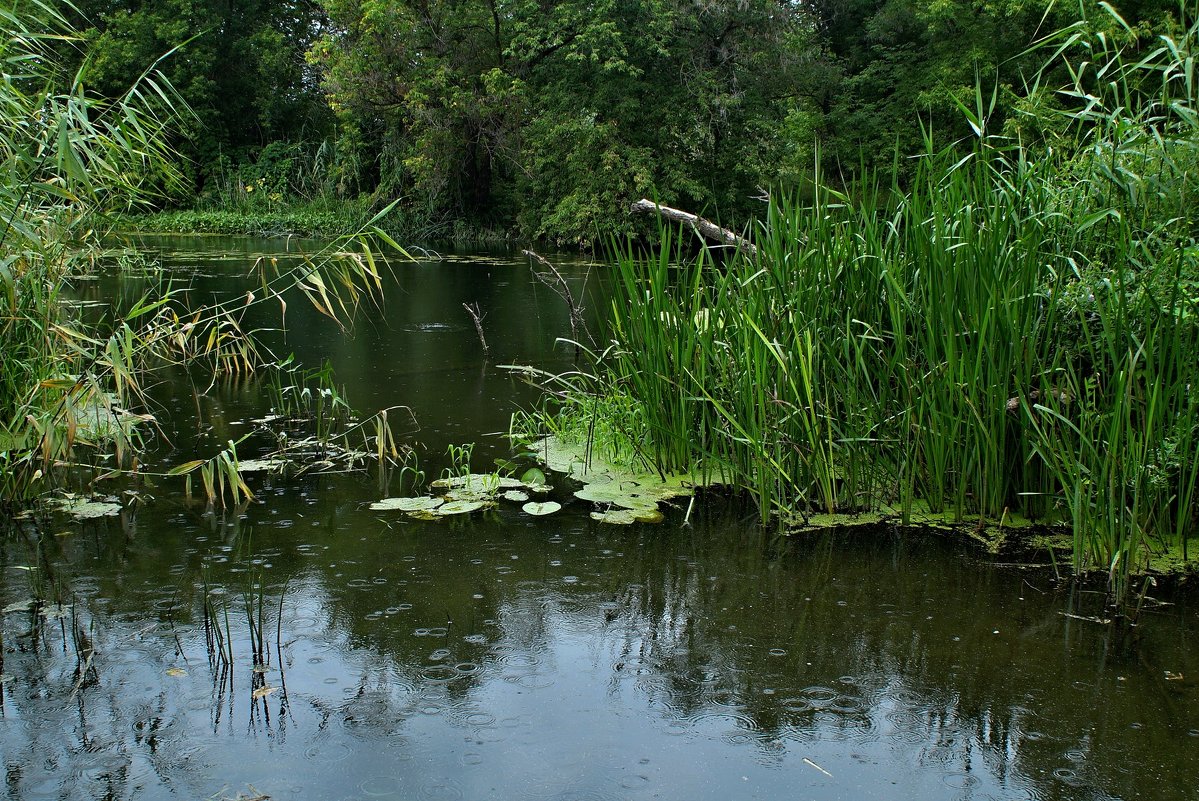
1, 236, 1197, 801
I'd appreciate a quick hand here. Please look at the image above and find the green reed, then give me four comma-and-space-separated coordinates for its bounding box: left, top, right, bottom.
503, 3, 1199, 601
603, 144, 1196, 597
585, 2, 1199, 600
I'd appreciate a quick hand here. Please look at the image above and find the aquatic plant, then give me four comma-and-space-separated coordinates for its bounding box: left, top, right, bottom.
508, 345, 658, 477
523, 4, 1199, 601
200, 562, 234, 669
0, 0, 184, 503
442, 443, 477, 483
371, 470, 554, 520
0, 5, 415, 510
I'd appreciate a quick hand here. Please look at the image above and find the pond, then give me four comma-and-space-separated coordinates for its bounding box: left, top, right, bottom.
1, 235, 1197, 801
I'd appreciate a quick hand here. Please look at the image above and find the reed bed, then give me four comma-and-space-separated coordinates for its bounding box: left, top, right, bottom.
547, 7, 1199, 600
0, 4, 410, 507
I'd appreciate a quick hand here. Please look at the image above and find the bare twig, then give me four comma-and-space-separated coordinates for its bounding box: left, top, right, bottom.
1059, 611, 1113, 625
802, 757, 833, 777
462, 302, 489, 357
523, 249, 593, 348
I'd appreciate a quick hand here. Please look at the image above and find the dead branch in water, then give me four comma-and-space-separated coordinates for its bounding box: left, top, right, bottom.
523, 249, 594, 348
462, 302, 489, 357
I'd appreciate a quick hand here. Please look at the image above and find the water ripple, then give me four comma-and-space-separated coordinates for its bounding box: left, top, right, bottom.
420, 664, 460, 683
798, 685, 839, 706
942, 771, 981, 789
681, 709, 761, 733
358, 776, 403, 798
304, 741, 353, 762
1053, 767, 1085, 786
416, 778, 464, 801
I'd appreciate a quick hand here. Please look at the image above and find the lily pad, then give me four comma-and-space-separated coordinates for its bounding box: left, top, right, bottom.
444, 486, 496, 503
536, 435, 726, 512
370, 496, 444, 513
436, 500, 489, 515
590, 508, 664, 525
236, 457, 289, 473
53, 497, 123, 519
573, 483, 629, 504
573, 483, 660, 511
502, 490, 530, 503
520, 467, 547, 485
522, 501, 562, 516
432, 473, 524, 491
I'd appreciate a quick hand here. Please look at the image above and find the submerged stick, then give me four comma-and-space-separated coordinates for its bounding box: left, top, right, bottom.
802, 757, 833, 778
630, 198, 757, 257
463, 302, 490, 357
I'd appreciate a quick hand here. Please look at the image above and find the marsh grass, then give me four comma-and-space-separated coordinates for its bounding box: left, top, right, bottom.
0, 3, 414, 508
529, 4, 1199, 601
0, 0, 184, 503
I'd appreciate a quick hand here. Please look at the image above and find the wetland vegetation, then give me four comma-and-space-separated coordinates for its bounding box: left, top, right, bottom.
512, 4, 1199, 602
2, 0, 1198, 603
1, 1, 1199, 798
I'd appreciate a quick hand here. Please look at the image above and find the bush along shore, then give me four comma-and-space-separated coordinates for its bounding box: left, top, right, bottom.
122, 202, 521, 245
122, 206, 371, 240
519, 9, 1199, 605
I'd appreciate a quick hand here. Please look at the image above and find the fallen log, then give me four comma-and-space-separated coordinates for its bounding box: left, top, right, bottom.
630, 199, 757, 257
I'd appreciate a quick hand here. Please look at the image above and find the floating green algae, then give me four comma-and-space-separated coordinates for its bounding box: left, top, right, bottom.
50, 495, 123, 520
786, 501, 1047, 553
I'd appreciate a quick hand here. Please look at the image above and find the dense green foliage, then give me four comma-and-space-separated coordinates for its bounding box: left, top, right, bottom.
68, 0, 333, 193
523, 3, 1199, 599
812, 0, 1176, 161
312, 0, 819, 242
126, 204, 373, 238
75, 0, 1185, 243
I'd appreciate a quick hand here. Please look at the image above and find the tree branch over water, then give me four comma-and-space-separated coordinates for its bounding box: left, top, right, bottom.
629, 199, 757, 257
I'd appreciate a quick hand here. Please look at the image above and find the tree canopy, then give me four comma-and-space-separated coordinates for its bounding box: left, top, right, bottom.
71, 0, 333, 190
68, 0, 1191, 242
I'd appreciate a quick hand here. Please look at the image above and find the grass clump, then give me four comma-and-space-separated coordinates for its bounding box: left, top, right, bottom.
0, 0, 183, 503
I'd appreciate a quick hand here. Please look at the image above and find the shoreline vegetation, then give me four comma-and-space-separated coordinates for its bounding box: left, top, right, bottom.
118, 202, 520, 244
2, 0, 1197, 610
0, 3, 407, 512
513, 7, 1199, 603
